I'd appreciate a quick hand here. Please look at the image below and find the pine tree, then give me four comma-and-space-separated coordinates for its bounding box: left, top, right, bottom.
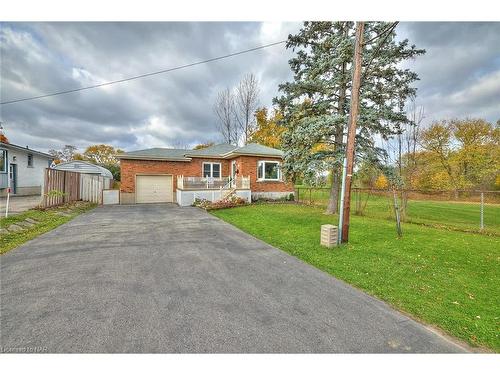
274, 22, 425, 214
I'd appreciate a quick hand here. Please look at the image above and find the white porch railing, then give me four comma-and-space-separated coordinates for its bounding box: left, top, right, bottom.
177, 175, 250, 190
236, 176, 251, 189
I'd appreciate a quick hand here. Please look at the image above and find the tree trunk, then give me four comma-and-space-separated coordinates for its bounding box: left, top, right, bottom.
393, 188, 403, 237
325, 168, 340, 214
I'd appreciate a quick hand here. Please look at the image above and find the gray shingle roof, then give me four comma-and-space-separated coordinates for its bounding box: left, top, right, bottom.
118, 143, 283, 160
118, 148, 191, 160
232, 143, 284, 157
185, 143, 237, 157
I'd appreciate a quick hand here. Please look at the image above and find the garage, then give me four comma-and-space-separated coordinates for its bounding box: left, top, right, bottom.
136, 175, 173, 203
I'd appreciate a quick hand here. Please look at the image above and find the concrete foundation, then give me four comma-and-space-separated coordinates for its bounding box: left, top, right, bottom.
177, 189, 251, 207
120, 190, 294, 206
119, 192, 136, 204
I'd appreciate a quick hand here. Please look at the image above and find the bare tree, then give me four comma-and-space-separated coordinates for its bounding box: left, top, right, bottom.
48, 145, 78, 163
383, 98, 424, 188
170, 141, 190, 150
379, 98, 425, 220
213, 88, 238, 144
403, 99, 425, 188
235, 73, 260, 144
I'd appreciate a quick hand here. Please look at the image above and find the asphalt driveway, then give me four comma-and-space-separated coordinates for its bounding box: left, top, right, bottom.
0, 204, 466, 353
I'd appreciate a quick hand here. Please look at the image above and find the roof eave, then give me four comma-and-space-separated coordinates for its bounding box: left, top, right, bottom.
184, 154, 229, 159
221, 151, 284, 159
0, 142, 53, 158
117, 155, 191, 162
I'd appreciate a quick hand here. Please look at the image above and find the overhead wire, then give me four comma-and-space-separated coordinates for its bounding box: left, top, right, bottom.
1, 40, 286, 105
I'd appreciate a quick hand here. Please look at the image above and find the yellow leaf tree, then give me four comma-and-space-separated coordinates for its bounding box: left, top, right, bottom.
374, 174, 389, 189
248, 107, 285, 149
418, 118, 499, 191
193, 142, 214, 150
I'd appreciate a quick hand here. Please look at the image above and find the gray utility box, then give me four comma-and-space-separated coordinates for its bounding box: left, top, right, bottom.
321, 224, 338, 248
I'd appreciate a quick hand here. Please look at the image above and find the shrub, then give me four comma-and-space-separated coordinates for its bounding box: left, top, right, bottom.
192, 194, 247, 210
253, 194, 295, 204
46, 189, 66, 198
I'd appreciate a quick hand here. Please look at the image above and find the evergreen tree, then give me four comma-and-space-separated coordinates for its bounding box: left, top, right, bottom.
274, 22, 425, 214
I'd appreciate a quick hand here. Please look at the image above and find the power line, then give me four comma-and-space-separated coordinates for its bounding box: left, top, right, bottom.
0, 40, 286, 106
363, 22, 398, 46
362, 22, 399, 79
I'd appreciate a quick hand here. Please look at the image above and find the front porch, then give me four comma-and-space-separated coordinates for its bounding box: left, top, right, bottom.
176, 175, 251, 206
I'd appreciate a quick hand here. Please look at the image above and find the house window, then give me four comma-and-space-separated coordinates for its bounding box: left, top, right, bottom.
0, 149, 6, 173
27, 153, 33, 167
202, 162, 221, 178
257, 161, 281, 181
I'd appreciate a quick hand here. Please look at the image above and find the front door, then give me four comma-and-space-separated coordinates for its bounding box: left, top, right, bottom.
9, 163, 17, 194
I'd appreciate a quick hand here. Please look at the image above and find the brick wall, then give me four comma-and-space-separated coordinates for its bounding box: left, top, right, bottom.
120, 156, 293, 193
120, 158, 230, 193
231, 156, 294, 193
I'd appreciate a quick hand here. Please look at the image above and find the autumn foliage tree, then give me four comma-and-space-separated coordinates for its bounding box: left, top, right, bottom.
249, 107, 285, 149
80, 144, 123, 165
193, 142, 215, 150
418, 118, 499, 192
0, 133, 9, 143
80, 144, 123, 180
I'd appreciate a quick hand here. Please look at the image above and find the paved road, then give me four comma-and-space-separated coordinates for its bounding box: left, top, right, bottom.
0, 204, 466, 353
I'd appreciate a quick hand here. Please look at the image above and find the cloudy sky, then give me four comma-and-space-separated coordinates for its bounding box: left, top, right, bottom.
1, 22, 499, 153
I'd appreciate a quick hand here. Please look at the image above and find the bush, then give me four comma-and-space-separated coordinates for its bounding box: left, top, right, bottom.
252, 194, 295, 204
192, 194, 247, 210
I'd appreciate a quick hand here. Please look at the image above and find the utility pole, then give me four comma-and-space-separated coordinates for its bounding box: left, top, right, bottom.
340, 21, 365, 243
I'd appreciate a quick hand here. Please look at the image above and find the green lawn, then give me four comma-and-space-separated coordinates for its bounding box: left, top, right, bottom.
211, 203, 500, 351
0, 202, 96, 255
295, 187, 500, 235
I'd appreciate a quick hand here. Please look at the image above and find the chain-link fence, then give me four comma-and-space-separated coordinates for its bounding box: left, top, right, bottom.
295, 187, 500, 235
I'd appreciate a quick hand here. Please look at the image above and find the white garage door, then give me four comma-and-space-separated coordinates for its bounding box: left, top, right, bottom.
136, 175, 173, 203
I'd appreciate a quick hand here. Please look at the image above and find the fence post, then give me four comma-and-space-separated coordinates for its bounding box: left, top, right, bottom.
309, 188, 312, 205
43, 168, 48, 208
480, 192, 484, 230
62, 170, 67, 203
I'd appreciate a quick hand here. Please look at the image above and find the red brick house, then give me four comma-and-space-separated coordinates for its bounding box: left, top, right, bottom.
117, 143, 294, 205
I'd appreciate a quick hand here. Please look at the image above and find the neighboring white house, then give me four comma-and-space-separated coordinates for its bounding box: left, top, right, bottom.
0, 141, 53, 197
54, 160, 114, 189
